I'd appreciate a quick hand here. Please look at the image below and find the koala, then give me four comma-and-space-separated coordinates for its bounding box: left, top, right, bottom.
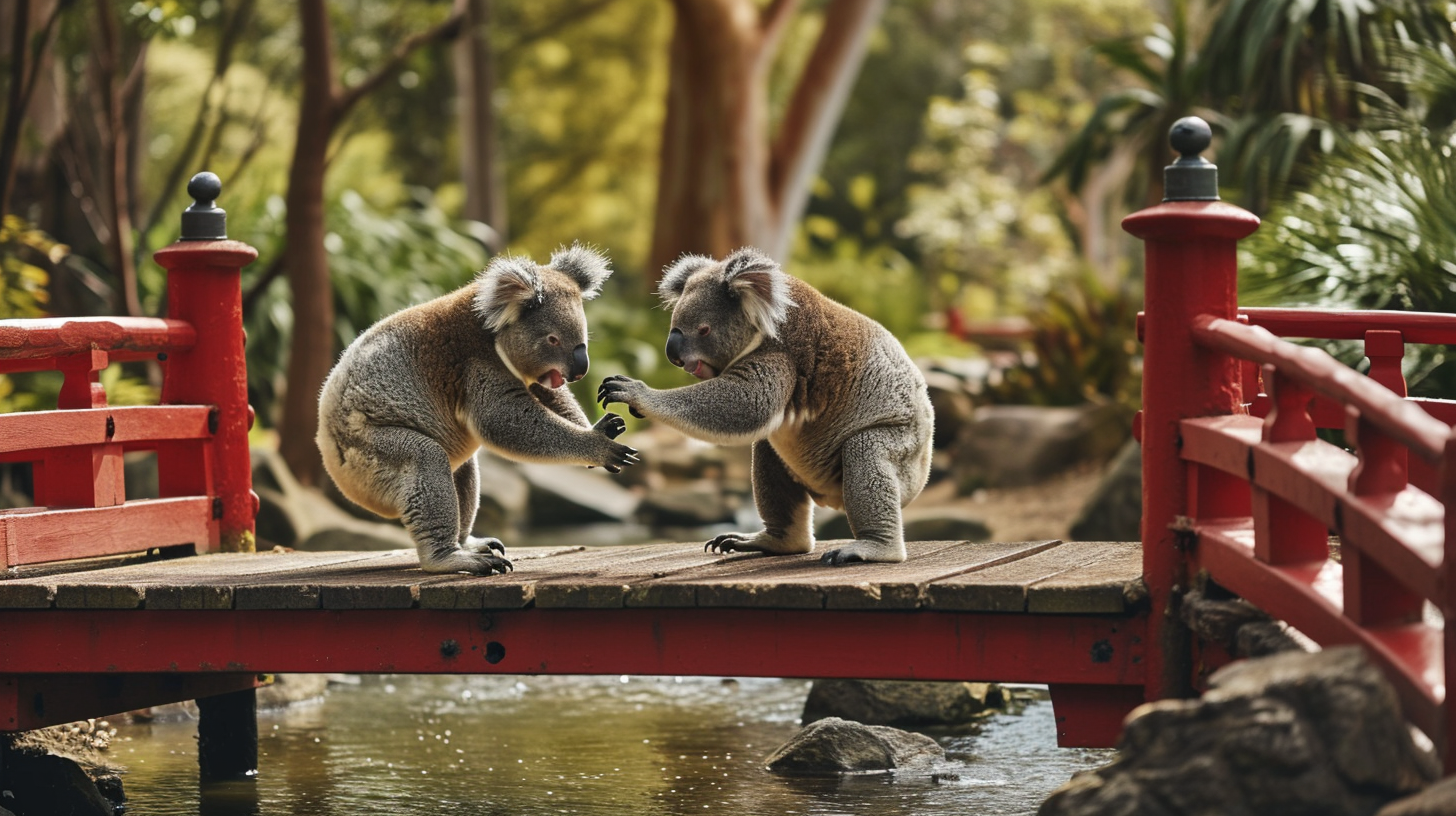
317, 244, 639, 575
598, 247, 933, 565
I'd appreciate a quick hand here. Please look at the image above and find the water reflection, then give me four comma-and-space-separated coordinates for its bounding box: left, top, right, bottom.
111, 676, 1112, 816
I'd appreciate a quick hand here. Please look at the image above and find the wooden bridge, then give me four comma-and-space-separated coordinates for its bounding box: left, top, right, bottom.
3, 120, 1456, 789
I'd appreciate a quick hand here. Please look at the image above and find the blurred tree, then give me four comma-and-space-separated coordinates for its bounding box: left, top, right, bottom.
278, 0, 465, 486
454, 0, 507, 243
647, 0, 886, 278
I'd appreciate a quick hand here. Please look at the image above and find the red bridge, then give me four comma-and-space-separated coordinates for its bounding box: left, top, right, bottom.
2, 130, 1455, 786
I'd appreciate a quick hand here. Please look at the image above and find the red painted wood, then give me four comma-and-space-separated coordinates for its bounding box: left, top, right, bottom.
1443, 435, 1456, 771
1181, 416, 1442, 603
0, 673, 260, 731
0, 406, 213, 457
0, 317, 196, 362
0, 497, 215, 568
1190, 519, 1443, 743
154, 239, 257, 553
0, 607, 1145, 688
1047, 683, 1147, 748
1241, 307, 1456, 344
1124, 199, 1260, 701
1192, 316, 1448, 462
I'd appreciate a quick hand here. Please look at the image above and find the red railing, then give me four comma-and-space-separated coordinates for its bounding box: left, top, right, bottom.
1128, 119, 1456, 771
0, 175, 258, 568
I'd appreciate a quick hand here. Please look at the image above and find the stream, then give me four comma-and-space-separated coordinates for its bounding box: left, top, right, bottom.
110, 674, 1113, 815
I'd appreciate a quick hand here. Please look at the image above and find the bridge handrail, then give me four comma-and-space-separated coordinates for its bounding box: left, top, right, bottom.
1191, 314, 1451, 463
1240, 307, 1456, 344
0, 317, 197, 364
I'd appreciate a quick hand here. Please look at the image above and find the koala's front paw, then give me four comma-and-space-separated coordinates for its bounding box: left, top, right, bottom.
598, 438, 641, 474
597, 375, 646, 419
592, 412, 627, 440
419, 548, 514, 575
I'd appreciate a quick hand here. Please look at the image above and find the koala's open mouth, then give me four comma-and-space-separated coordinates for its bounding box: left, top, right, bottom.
537, 369, 566, 389
688, 360, 718, 380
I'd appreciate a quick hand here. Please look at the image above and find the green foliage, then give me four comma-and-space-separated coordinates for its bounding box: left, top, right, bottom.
987, 270, 1142, 414
244, 188, 493, 425
0, 216, 61, 319
1240, 41, 1456, 397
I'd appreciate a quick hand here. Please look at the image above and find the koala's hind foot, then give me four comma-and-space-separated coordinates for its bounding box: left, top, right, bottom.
463, 536, 506, 555
705, 531, 812, 556
419, 547, 513, 575
819, 540, 906, 565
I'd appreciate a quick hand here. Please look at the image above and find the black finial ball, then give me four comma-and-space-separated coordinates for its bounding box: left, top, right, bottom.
1169, 116, 1212, 159
187, 172, 222, 206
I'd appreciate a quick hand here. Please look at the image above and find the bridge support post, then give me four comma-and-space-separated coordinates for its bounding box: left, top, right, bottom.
152, 173, 260, 554
197, 687, 258, 782
1122, 118, 1259, 702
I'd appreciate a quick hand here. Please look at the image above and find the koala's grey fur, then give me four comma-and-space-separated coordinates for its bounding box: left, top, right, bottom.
318, 244, 637, 575
599, 247, 933, 564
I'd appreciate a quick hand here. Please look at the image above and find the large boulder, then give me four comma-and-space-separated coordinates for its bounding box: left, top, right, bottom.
922, 370, 975, 450
1039, 647, 1437, 816
252, 448, 413, 551
802, 680, 1004, 727
953, 404, 1127, 491
1068, 437, 1142, 542
0, 739, 118, 816
765, 717, 944, 775
636, 480, 742, 527
1377, 776, 1456, 816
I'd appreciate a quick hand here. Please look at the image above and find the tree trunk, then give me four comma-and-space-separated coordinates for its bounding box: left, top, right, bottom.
648, 0, 886, 281
277, 0, 338, 487
455, 0, 506, 246
276, 0, 464, 486
649, 0, 766, 278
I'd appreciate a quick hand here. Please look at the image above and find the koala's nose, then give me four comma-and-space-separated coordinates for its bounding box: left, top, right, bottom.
570, 344, 589, 382
666, 328, 684, 367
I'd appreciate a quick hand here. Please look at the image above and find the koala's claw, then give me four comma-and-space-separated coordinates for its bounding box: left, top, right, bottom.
820, 548, 864, 566
463, 536, 506, 555
705, 533, 751, 554
593, 412, 627, 439
597, 376, 645, 419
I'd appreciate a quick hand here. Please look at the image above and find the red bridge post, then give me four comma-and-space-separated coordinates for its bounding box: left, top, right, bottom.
1123, 118, 1260, 701
152, 173, 259, 553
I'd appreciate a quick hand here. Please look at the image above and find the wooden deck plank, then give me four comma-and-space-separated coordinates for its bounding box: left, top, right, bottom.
532, 545, 729, 608
623, 540, 1062, 610
0, 540, 1147, 614
925, 541, 1142, 613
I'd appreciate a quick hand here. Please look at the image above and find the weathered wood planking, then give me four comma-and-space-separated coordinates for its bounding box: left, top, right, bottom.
0, 539, 1145, 614
621, 540, 1064, 609
924, 541, 1142, 613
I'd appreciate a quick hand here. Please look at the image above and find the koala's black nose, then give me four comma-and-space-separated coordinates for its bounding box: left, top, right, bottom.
666, 328, 684, 367
570, 343, 589, 382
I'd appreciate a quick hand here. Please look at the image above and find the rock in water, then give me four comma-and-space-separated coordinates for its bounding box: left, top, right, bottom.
1039, 647, 1437, 816
802, 680, 1003, 727
766, 717, 944, 775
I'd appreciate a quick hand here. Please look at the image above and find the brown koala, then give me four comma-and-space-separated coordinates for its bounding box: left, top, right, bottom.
317, 244, 638, 574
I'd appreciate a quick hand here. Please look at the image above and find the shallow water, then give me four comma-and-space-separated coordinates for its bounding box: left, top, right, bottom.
110, 675, 1111, 815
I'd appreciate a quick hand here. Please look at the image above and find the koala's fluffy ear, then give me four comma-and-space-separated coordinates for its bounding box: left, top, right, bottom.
723, 247, 795, 338
658, 254, 714, 307
474, 255, 544, 332
549, 242, 613, 301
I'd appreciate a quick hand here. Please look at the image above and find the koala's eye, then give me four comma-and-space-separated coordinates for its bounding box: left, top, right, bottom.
697, 325, 710, 337
547, 335, 561, 346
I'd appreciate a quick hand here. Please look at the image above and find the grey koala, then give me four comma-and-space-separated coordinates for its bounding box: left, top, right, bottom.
598, 247, 933, 565
317, 244, 638, 575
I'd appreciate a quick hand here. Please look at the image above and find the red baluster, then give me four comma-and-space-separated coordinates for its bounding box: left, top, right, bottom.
1343, 408, 1421, 626
1254, 368, 1326, 564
